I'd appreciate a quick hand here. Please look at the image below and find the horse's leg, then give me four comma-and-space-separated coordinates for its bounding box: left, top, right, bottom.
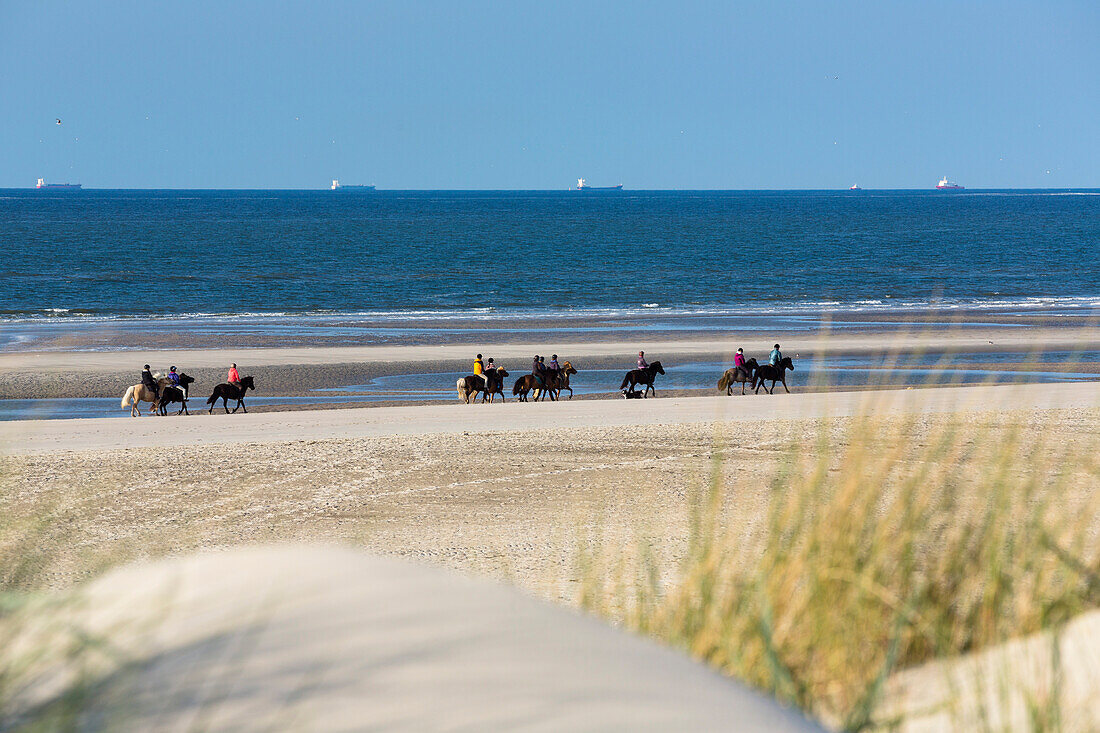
239, 398, 247, 413
782, 375, 790, 394
223, 396, 230, 414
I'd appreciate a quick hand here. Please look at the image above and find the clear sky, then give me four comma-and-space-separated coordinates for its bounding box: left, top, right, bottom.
2, 1, 1097, 189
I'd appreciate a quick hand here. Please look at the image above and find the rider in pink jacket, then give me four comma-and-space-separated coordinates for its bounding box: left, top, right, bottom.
228, 364, 240, 386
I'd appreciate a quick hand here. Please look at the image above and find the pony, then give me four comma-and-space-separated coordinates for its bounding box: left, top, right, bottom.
618, 361, 665, 398
536, 361, 578, 401
457, 374, 487, 404
481, 367, 510, 403
206, 375, 255, 413
156, 373, 196, 415
753, 357, 795, 394
512, 374, 553, 402
121, 383, 160, 417
716, 358, 759, 396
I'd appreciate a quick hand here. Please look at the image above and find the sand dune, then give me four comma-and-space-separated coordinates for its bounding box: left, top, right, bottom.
0, 546, 823, 731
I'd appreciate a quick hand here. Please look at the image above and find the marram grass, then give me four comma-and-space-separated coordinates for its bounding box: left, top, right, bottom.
577, 408, 1100, 731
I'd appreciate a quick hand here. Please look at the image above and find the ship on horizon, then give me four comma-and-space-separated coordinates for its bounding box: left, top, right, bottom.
35, 178, 81, 191
330, 179, 376, 191
936, 176, 964, 190
849, 184, 862, 190
573, 178, 623, 191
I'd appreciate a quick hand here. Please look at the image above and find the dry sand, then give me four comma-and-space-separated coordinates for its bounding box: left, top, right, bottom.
5, 374, 1100, 729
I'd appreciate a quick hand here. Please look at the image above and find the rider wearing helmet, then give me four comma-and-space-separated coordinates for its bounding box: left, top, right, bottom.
141, 364, 160, 400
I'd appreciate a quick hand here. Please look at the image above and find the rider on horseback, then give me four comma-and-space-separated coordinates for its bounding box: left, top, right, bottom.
770, 344, 782, 366
167, 365, 184, 398
734, 348, 752, 379
637, 351, 648, 370
531, 355, 545, 388
141, 364, 160, 401
547, 355, 560, 383
228, 363, 241, 388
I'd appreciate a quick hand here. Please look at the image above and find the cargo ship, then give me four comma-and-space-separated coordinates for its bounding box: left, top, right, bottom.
330, 179, 375, 191
573, 178, 623, 191
36, 178, 81, 190
935, 176, 964, 190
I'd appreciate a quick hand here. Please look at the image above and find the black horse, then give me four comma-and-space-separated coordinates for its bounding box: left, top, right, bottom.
716, 359, 759, 396
481, 368, 510, 403
206, 375, 255, 414
619, 361, 665, 398
753, 357, 794, 394
157, 373, 196, 415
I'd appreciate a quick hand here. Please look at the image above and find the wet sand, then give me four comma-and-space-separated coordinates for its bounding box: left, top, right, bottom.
3, 327, 1100, 400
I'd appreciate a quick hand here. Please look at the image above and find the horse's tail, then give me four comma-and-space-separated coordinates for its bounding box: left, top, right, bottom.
121, 386, 135, 409
717, 372, 731, 392
206, 387, 218, 405
619, 373, 631, 390
456, 378, 467, 402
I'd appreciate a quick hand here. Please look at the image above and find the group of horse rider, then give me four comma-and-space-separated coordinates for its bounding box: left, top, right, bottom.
139, 362, 244, 401
733, 344, 784, 373
472, 353, 569, 390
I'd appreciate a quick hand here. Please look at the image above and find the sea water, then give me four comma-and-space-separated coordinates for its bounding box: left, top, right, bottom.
3, 189, 1099, 343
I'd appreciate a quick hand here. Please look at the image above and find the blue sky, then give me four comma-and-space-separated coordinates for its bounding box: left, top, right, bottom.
2, 1, 1097, 189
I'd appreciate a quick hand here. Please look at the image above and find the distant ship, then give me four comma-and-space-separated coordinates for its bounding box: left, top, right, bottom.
849, 184, 862, 190
330, 179, 376, 191
36, 178, 81, 191
936, 176, 964, 190
573, 178, 623, 191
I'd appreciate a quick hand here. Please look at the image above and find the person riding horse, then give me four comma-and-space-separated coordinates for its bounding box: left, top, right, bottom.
531, 355, 546, 388
141, 364, 160, 402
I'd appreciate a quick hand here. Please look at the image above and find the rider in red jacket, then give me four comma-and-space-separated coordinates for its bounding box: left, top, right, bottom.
228, 363, 240, 386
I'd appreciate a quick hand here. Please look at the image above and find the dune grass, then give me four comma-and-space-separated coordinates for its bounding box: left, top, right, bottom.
577, 403, 1100, 730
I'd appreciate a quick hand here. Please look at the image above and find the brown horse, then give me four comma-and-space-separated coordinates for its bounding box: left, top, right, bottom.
481, 368, 510, 403
512, 374, 551, 402
206, 375, 255, 413
536, 361, 578, 400
619, 361, 665, 398
716, 359, 759, 396
457, 374, 487, 403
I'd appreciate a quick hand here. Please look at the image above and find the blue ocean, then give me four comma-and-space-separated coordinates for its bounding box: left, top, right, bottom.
3, 189, 1099, 325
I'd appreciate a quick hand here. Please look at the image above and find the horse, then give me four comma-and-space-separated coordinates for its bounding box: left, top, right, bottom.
121, 383, 160, 417
481, 368, 510, 403
512, 374, 553, 402
206, 375, 255, 413
753, 357, 795, 394
619, 361, 665, 398
536, 361, 578, 401
457, 374, 487, 404
717, 359, 759, 396
157, 373, 196, 415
